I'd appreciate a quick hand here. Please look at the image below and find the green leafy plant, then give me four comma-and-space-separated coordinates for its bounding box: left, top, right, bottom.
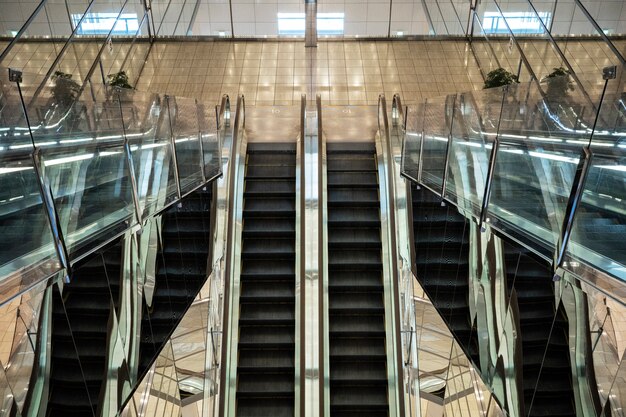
483, 68, 519, 89
543, 66, 574, 98
51, 71, 80, 107
107, 71, 133, 89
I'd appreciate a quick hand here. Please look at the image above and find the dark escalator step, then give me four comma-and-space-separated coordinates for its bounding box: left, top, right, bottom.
329, 293, 384, 313
241, 260, 295, 278
518, 302, 556, 322
47, 386, 93, 409
328, 172, 378, 188
413, 231, 469, 246
330, 338, 386, 358
327, 142, 375, 153
238, 325, 295, 347
241, 239, 295, 259
329, 271, 383, 291
329, 250, 382, 269
519, 323, 553, 344
328, 229, 381, 247
247, 143, 296, 153
247, 153, 296, 166
329, 314, 385, 335
330, 361, 388, 384
239, 303, 295, 324
240, 281, 295, 301
327, 157, 377, 172
63, 296, 110, 312
236, 398, 294, 417
243, 199, 295, 216
329, 208, 380, 225
238, 349, 295, 370
51, 319, 107, 337
330, 385, 389, 409
162, 217, 211, 234
237, 372, 295, 396
246, 165, 295, 179
329, 188, 380, 207
243, 218, 295, 237
245, 179, 295, 196
529, 396, 575, 417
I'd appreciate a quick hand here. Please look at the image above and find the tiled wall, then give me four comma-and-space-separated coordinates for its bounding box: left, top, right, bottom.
137, 40, 485, 106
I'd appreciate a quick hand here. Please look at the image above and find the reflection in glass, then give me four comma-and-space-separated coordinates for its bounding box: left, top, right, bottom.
0, 154, 61, 296
168, 96, 204, 194
444, 88, 503, 217
40, 143, 135, 260
420, 95, 455, 194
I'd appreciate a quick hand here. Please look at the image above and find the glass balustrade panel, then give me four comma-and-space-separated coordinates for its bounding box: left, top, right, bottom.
122, 91, 178, 218
0, 69, 61, 291
197, 102, 221, 181
567, 73, 626, 281
40, 140, 135, 260
168, 96, 204, 194
444, 87, 503, 217
401, 103, 424, 183
486, 81, 588, 254
421, 94, 455, 194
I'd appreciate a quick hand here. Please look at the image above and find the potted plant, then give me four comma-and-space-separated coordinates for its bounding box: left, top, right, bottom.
107, 71, 134, 101
483, 68, 519, 89
51, 71, 80, 107
50, 71, 83, 130
542, 67, 574, 100
107, 71, 133, 89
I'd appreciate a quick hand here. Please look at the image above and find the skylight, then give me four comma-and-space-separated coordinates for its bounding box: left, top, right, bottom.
277, 13, 345, 36
73, 13, 139, 35
483, 11, 551, 35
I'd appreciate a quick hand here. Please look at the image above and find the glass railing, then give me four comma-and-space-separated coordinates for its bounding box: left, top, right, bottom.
0, 66, 223, 304
469, 0, 626, 103
401, 71, 626, 283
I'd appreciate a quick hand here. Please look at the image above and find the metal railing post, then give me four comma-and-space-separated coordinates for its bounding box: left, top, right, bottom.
440, 93, 457, 201
116, 89, 144, 225
553, 66, 617, 278
165, 95, 183, 200
478, 86, 508, 231
417, 98, 427, 185
195, 98, 207, 183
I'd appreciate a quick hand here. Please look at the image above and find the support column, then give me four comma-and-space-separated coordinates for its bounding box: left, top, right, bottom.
305, 0, 317, 48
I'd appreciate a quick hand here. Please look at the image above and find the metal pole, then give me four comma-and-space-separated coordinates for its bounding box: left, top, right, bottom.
479, 87, 507, 231
165, 95, 183, 200
552, 147, 592, 279
195, 98, 207, 182
440, 93, 457, 200
0, 0, 49, 64
417, 98, 428, 184
116, 89, 145, 224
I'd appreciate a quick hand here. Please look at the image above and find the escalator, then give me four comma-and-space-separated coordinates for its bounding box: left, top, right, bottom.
48, 240, 123, 417
503, 243, 575, 417
410, 184, 480, 368
235, 143, 296, 417
138, 185, 214, 377
326, 142, 389, 416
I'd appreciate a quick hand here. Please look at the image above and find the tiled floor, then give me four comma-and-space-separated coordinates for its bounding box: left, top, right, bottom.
137, 40, 485, 106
